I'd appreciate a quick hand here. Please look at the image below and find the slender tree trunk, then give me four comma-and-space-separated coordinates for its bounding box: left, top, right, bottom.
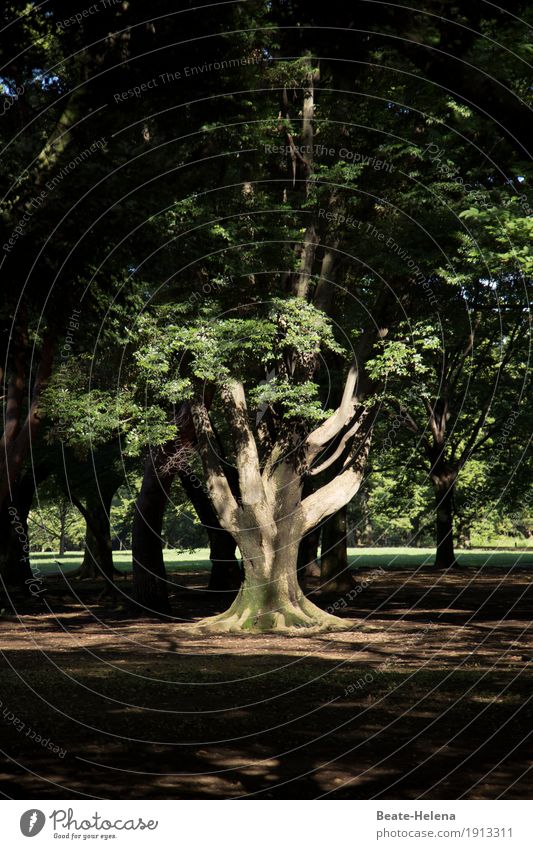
457, 522, 471, 549
320, 505, 353, 592
58, 503, 67, 557
354, 488, 373, 545
433, 469, 458, 569
131, 452, 173, 616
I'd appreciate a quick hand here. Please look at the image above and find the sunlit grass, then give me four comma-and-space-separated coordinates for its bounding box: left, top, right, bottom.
30, 546, 533, 577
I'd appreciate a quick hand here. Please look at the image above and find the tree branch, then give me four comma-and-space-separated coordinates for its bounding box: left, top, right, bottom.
308, 408, 365, 476
302, 423, 374, 534
220, 380, 265, 506
189, 398, 239, 531
305, 359, 359, 461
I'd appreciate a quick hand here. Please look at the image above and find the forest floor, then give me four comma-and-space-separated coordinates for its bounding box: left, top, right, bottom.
0, 561, 532, 799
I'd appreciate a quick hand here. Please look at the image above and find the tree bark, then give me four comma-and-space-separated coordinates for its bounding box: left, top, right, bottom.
194, 425, 354, 633
433, 468, 458, 569
0, 334, 55, 513
352, 488, 373, 545
191, 375, 374, 632
207, 532, 242, 592
76, 491, 115, 581
130, 399, 216, 616
0, 474, 38, 592
199, 499, 342, 633
297, 524, 321, 586
320, 505, 353, 593
58, 502, 68, 557
131, 451, 174, 616
178, 468, 241, 592
79, 524, 100, 579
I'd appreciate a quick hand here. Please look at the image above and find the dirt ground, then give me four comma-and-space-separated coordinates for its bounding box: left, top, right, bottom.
0, 567, 532, 799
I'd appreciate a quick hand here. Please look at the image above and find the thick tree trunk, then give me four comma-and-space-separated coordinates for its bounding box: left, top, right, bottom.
76, 493, 115, 581
0, 504, 33, 590
0, 473, 38, 592
199, 526, 343, 633
197, 471, 348, 634
131, 453, 173, 616
0, 335, 55, 513
191, 379, 374, 633
433, 471, 458, 569
320, 505, 354, 593
79, 525, 99, 579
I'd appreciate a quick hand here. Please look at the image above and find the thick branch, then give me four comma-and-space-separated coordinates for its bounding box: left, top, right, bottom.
302, 425, 374, 534
312, 245, 340, 313
220, 380, 265, 506
305, 360, 358, 460
189, 399, 239, 531
458, 401, 492, 468
308, 408, 365, 477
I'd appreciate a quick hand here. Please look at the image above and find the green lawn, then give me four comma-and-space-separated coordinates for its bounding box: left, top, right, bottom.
30, 546, 533, 576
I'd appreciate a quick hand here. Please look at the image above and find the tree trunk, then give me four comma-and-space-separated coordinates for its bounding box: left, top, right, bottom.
352, 488, 373, 545
131, 452, 173, 616
200, 527, 341, 633
0, 504, 33, 590
433, 470, 458, 569
0, 473, 38, 592
58, 503, 67, 557
178, 469, 241, 592
198, 477, 346, 634
320, 505, 354, 593
297, 525, 321, 586
74, 491, 115, 582
0, 335, 55, 513
190, 378, 374, 633
79, 525, 99, 579
78, 516, 111, 580
207, 532, 242, 592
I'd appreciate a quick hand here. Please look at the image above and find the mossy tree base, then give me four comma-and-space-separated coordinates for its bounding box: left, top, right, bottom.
196, 582, 353, 633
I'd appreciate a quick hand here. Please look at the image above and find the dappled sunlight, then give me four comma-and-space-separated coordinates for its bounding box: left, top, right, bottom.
1, 566, 531, 798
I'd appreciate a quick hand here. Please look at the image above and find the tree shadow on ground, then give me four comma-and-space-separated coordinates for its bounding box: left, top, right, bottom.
0, 567, 531, 799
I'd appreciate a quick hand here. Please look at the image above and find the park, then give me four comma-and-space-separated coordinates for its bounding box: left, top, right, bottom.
0, 0, 532, 801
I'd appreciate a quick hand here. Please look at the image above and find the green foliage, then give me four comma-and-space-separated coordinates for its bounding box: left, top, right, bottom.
134, 298, 346, 423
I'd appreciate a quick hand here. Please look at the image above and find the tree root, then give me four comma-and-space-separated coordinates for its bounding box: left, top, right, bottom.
196, 593, 353, 634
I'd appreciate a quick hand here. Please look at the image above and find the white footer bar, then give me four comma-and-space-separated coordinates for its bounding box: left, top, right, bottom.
3, 799, 531, 848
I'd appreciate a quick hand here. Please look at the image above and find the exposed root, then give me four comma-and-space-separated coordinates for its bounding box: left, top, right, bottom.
196, 591, 354, 634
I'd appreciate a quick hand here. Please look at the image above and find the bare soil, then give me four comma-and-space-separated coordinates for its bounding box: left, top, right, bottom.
0, 566, 532, 799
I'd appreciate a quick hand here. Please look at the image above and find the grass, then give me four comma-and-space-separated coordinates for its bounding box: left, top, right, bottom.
29, 545, 533, 577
